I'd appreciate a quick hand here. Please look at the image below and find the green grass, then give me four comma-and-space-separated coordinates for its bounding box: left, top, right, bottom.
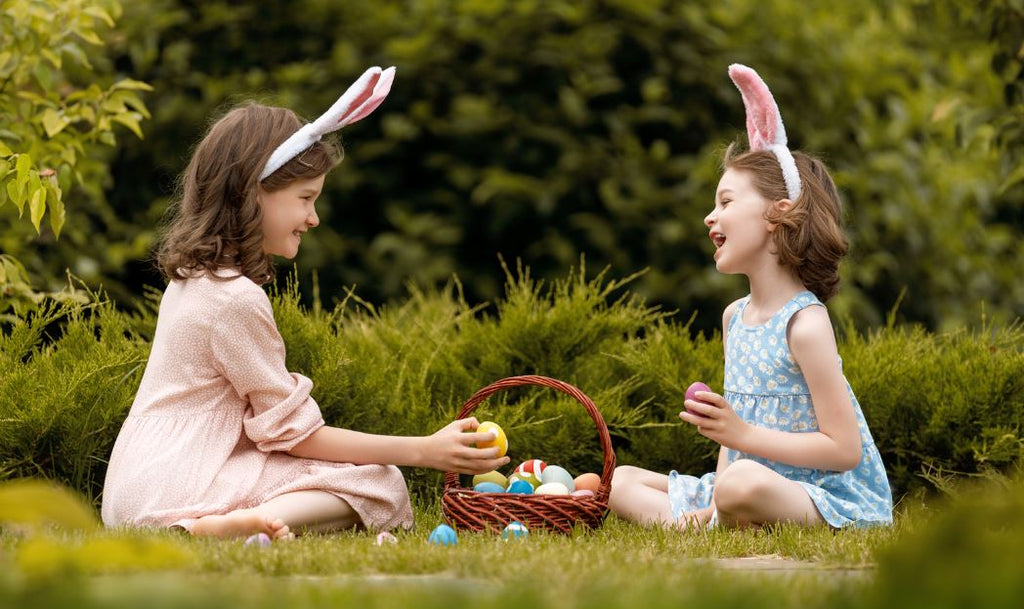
0, 503, 885, 609
4, 476, 1024, 609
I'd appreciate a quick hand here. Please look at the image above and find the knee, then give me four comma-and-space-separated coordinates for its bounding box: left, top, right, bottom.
713, 459, 771, 515
609, 465, 643, 498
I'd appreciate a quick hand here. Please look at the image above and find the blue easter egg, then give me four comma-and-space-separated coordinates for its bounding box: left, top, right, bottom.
540, 465, 575, 491
428, 523, 458, 546
473, 481, 506, 493
501, 521, 529, 541
506, 479, 534, 494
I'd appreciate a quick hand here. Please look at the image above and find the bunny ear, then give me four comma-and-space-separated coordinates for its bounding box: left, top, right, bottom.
727, 63, 787, 151
726, 63, 802, 200
338, 66, 395, 127
310, 66, 396, 133
260, 66, 397, 181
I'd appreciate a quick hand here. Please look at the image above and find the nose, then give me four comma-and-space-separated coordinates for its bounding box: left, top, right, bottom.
307, 207, 320, 228
704, 209, 716, 228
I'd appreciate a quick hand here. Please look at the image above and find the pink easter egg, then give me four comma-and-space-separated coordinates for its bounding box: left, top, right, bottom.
243, 532, 272, 547
685, 381, 713, 416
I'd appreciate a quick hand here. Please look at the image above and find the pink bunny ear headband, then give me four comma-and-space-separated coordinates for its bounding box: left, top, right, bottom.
259, 66, 396, 181
727, 63, 802, 201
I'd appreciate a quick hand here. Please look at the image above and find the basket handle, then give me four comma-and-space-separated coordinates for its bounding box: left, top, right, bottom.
443, 375, 616, 499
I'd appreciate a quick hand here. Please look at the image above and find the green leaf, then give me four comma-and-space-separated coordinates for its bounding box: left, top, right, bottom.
32, 61, 53, 90
15, 152, 31, 184
0, 140, 12, 155
101, 96, 127, 114
83, 5, 116, 27
29, 184, 46, 233
40, 108, 69, 138
6, 179, 24, 213
111, 78, 154, 92
40, 47, 61, 69
46, 181, 65, 238
111, 113, 144, 139
998, 162, 1024, 194
75, 27, 104, 46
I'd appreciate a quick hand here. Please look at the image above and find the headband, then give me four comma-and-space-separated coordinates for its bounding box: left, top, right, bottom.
727, 64, 802, 201
259, 66, 396, 181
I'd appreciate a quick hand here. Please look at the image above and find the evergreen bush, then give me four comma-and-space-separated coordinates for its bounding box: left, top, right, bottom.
1, 268, 1021, 509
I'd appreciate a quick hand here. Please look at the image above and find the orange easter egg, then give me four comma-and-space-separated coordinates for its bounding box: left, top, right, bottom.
573, 473, 601, 493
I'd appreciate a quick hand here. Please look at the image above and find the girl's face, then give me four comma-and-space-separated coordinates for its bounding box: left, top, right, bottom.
259, 174, 325, 259
704, 168, 774, 275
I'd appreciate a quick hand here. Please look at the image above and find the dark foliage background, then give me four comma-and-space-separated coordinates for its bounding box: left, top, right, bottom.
6, 0, 1018, 337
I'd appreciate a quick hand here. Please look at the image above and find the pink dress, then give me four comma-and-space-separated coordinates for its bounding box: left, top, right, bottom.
101, 270, 413, 532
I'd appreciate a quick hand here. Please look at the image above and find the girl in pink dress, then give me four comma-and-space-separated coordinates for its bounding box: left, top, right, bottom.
101, 67, 510, 540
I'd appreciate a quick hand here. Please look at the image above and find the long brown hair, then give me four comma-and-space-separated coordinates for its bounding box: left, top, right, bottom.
723, 142, 848, 301
157, 103, 340, 284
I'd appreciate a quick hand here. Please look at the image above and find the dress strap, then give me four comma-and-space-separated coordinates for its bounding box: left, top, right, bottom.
728, 296, 752, 333
776, 290, 824, 327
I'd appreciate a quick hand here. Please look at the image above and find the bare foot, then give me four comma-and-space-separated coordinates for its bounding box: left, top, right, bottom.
190, 511, 293, 540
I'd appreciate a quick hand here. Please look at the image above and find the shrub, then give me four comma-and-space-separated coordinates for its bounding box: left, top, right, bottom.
1, 268, 1021, 509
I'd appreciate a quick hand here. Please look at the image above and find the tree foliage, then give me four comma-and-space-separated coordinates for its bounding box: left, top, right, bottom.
2, 0, 1020, 333
0, 0, 151, 315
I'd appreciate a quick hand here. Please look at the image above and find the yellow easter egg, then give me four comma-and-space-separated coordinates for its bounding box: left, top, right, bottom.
475, 421, 508, 457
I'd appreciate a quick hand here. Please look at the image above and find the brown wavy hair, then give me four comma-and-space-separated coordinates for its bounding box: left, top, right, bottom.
157, 103, 341, 285
723, 142, 848, 301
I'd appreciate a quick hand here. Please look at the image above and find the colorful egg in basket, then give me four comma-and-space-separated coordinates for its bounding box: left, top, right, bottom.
441, 375, 615, 534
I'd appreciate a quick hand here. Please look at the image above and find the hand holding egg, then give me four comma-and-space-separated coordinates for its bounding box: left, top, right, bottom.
684, 381, 714, 418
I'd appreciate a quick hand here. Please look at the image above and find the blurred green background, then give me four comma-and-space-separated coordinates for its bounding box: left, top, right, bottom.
2, 0, 1022, 336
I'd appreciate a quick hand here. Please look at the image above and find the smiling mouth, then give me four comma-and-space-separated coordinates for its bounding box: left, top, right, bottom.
710, 232, 726, 248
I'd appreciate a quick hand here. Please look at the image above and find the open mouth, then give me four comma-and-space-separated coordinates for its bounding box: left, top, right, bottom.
710, 231, 726, 248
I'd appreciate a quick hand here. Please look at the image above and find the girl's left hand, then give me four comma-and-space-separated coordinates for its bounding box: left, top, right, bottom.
679, 390, 749, 449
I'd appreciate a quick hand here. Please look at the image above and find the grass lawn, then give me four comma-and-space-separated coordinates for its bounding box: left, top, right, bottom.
4, 480, 1024, 609
0, 500, 905, 609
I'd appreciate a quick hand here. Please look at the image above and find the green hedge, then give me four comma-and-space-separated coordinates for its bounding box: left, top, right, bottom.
2, 268, 1021, 507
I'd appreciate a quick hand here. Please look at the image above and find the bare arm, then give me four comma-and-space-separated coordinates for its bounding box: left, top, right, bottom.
681, 306, 862, 472
287, 418, 510, 475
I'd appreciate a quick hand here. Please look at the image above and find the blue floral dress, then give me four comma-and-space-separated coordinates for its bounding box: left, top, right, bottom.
667, 291, 893, 528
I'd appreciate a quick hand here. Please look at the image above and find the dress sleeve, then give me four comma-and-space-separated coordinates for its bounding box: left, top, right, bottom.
209, 284, 325, 452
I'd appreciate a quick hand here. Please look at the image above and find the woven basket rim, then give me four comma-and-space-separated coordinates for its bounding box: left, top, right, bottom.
441, 375, 616, 533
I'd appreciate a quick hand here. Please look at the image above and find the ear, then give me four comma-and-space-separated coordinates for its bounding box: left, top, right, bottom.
728, 64, 788, 151
765, 198, 793, 231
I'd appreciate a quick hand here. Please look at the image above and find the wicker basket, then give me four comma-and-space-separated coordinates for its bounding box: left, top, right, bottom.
441, 375, 616, 534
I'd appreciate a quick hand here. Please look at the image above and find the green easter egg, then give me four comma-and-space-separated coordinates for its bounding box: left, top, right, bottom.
472, 470, 508, 488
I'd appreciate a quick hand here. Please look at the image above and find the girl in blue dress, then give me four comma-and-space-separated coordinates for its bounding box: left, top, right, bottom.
608, 64, 892, 529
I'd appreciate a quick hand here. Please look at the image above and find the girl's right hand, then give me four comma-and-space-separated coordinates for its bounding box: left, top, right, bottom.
422, 418, 511, 475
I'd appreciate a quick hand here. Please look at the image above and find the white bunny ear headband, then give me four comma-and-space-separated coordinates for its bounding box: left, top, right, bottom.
727, 64, 802, 201
259, 66, 396, 181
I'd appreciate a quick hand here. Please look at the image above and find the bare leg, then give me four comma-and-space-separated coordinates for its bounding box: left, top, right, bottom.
713, 459, 824, 527
608, 465, 678, 527
190, 511, 292, 540
190, 491, 361, 539
254, 490, 362, 534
